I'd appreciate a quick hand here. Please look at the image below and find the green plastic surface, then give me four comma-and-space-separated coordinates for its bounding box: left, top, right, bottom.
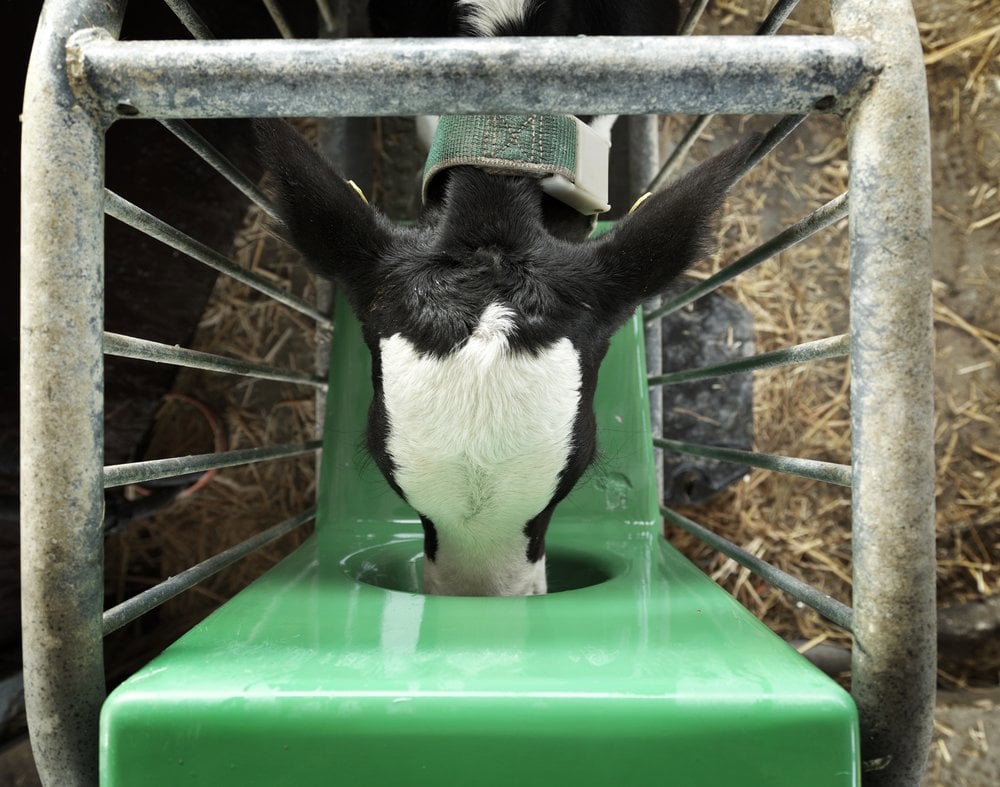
101, 296, 859, 786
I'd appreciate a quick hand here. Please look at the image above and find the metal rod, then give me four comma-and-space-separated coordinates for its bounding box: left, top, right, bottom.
757, 0, 802, 37
644, 192, 849, 322
630, 116, 665, 501
103, 332, 326, 387
315, 0, 336, 33
262, 0, 295, 39
662, 507, 853, 631
648, 114, 712, 191
21, 4, 127, 783
162, 0, 213, 39
649, 334, 849, 386
67, 35, 870, 119
678, 0, 711, 35
102, 507, 316, 634
104, 441, 323, 489
833, 1, 937, 783
159, 119, 278, 218
653, 437, 852, 487
103, 190, 331, 327
739, 113, 808, 177
650, 0, 805, 189
650, 112, 805, 192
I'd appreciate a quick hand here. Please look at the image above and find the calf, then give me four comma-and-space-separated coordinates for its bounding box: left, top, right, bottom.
255, 0, 759, 596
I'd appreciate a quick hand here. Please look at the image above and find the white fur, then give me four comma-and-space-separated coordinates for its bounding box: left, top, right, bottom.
587, 115, 619, 143
458, 0, 532, 36
379, 303, 582, 596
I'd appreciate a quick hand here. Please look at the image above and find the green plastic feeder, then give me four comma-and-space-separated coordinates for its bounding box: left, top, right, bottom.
100, 297, 859, 786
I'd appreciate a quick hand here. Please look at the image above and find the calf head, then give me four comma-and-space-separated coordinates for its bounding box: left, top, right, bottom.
256, 118, 759, 596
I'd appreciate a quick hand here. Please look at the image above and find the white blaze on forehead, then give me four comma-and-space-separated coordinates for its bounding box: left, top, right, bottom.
379, 302, 581, 595
458, 0, 533, 35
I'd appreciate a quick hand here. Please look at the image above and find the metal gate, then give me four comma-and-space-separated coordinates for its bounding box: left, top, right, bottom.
20, 1, 935, 784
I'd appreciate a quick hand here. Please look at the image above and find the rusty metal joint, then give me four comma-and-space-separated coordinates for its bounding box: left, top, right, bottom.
65, 27, 120, 125
831, 59, 882, 117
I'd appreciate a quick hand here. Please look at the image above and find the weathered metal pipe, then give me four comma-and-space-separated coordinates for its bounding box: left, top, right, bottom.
103, 331, 326, 386
662, 508, 853, 631
645, 192, 849, 322
21, 3, 126, 784
832, 0, 937, 783
648, 334, 850, 387
103, 190, 331, 326
630, 115, 664, 501
158, 119, 278, 218
654, 438, 852, 487
650, 0, 807, 189
103, 441, 323, 489
102, 508, 316, 634
66, 34, 871, 119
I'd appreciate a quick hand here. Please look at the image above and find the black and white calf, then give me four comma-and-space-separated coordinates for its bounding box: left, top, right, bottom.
255, 0, 759, 596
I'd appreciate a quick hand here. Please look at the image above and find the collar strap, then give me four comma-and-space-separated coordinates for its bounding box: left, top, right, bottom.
422, 114, 611, 216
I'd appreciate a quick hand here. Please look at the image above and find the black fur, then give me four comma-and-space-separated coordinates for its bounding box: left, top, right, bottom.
254, 0, 759, 588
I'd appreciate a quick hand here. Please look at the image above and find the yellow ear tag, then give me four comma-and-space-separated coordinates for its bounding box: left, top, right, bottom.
628, 191, 653, 215
346, 179, 368, 204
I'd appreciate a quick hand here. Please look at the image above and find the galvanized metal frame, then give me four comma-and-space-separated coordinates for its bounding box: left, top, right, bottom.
20, 1, 934, 785
833, 3, 936, 781
21, 3, 123, 784
68, 34, 868, 118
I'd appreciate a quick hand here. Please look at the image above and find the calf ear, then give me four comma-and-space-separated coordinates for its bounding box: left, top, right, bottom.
593, 133, 762, 312
253, 119, 395, 299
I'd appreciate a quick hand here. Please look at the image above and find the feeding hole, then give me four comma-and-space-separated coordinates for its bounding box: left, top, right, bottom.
344, 541, 618, 596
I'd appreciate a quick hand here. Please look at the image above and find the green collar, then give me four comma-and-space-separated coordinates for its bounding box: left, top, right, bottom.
422, 114, 611, 216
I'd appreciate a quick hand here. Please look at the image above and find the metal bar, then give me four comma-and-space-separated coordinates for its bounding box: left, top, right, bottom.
67, 35, 870, 119
678, 0, 711, 35
650, 111, 805, 192
103, 332, 326, 387
262, 0, 295, 39
103, 190, 331, 327
833, 1, 937, 784
159, 119, 278, 218
644, 192, 849, 322
315, 0, 336, 33
102, 507, 316, 634
757, 0, 801, 36
630, 116, 665, 501
740, 113, 808, 177
648, 114, 712, 191
103, 441, 323, 489
662, 507, 853, 631
653, 437, 852, 487
649, 0, 805, 189
162, 0, 213, 39
311, 0, 367, 467
649, 334, 849, 386
22, 4, 126, 783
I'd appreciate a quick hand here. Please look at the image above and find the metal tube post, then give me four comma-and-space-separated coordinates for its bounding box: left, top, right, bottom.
832, 1, 936, 784
67, 35, 869, 119
20, 2, 126, 784
629, 116, 664, 499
